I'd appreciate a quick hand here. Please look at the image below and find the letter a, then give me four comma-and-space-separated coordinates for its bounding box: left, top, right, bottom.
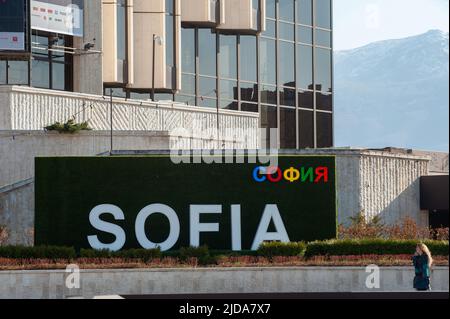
251, 205, 290, 250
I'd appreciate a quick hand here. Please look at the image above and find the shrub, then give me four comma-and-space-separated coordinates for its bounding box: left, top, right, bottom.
339, 215, 446, 240
304, 239, 449, 258
179, 246, 213, 265
0, 225, 8, 246
80, 248, 162, 261
0, 246, 76, 259
45, 119, 92, 134
257, 241, 307, 259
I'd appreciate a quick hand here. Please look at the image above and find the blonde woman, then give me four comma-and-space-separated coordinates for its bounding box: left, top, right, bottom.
413, 243, 433, 291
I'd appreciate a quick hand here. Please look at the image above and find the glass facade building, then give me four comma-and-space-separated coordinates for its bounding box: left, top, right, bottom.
107, 0, 333, 149
1, 0, 333, 149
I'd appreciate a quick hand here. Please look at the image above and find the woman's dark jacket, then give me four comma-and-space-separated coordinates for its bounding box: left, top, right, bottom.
412, 254, 431, 290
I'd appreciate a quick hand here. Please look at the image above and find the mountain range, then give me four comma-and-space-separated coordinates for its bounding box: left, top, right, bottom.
334, 29, 449, 152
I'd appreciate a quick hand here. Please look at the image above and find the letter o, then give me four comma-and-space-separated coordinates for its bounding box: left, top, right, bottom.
135, 204, 180, 251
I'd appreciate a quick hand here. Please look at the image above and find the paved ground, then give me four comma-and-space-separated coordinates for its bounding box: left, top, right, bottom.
123, 292, 449, 299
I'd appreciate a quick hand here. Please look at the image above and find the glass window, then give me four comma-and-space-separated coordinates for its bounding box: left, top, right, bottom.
317, 111, 333, 148
315, 0, 332, 29
298, 26, 312, 44
181, 28, 196, 73
52, 63, 65, 90
299, 110, 314, 148
315, 29, 331, 48
220, 34, 237, 79
199, 76, 217, 98
279, 87, 295, 107
260, 85, 277, 105
260, 38, 276, 84
166, 15, 174, 68
166, 0, 174, 14
266, 0, 276, 19
262, 19, 276, 38
104, 88, 127, 98
316, 92, 332, 111
155, 93, 174, 101
279, 41, 295, 87
220, 79, 238, 100
0, 61, 6, 84
298, 90, 313, 109
199, 29, 216, 76
130, 92, 151, 100
8, 61, 28, 85
241, 103, 258, 113
175, 94, 196, 105
198, 97, 217, 108
298, 0, 312, 25
279, 22, 295, 41
220, 100, 238, 110
181, 74, 196, 95
279, 0, 295, 22
261, 105, 278, 148
297, 44, 313, 90
117, 0, 127, 60
280, 107, 296, 149
315, 47, 332, 92
240, 82, 258, 102
240, 35, 257, 82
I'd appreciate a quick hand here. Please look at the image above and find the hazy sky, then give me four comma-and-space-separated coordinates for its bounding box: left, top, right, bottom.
333, 0, 450, 50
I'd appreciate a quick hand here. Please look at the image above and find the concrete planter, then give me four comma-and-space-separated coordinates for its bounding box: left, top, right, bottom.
0, 266, 448, 299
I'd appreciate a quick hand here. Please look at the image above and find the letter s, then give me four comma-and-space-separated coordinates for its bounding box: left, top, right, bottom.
87, 204, 126, 251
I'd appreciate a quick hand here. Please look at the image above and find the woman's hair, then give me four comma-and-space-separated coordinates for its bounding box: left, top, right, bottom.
417, 243, 433, 268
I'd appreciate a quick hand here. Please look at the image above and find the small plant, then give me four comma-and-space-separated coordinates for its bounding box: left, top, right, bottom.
45, 119, 92, 134
179, 245, 213, 265
257, 241, 307, 259
0, 225, 9, 246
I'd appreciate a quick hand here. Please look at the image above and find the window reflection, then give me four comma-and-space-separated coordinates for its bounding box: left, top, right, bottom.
240, 35, 257, 82
315, 29, 331, 48
8, 61, 28, 85
298, 26, 312, 44
261, 105, 278, 148
199, 76, 217, 98
240, 82, 258, 102
279, 41, 295, 87
220, 34, 237, 79
316, 92, 333, 111
261, 85, 277, 105
181, 28, 196, 74
298, 0, 313, 25
220, 79, 238, 100
199, 29, 217, 76
299, 110, 314, 148
297, 44, 313, 90
260, 38, 276, 85
315, 47, 332, 92
0, 61, 6, 84
280, 107, 296, 149
315, 0, 332, 29
279, 87, 295, 107
279, 22, 295, 41
266, 0, 276, 19
279, 0, 295, 22
317, 112, 333, 148
298, 90, 314, 109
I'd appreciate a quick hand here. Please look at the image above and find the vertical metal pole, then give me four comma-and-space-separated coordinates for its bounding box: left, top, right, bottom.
152, 34, 156, 101
110, 89, 113, 154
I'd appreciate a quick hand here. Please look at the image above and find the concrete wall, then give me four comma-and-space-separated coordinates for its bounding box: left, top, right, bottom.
0, 87, 259, 146
0, 267, 448, 299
